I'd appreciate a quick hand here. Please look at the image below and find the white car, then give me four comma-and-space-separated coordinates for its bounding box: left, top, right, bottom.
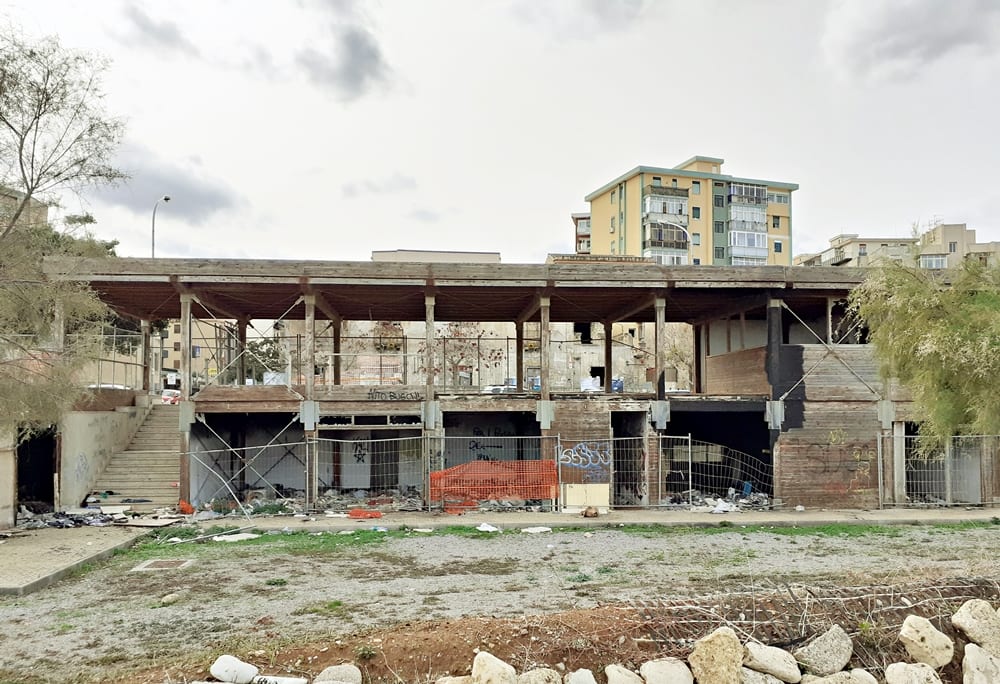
161, 389, 181, 404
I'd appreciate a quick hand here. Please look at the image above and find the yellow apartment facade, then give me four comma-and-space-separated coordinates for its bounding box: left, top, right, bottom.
581, 156, 797, 266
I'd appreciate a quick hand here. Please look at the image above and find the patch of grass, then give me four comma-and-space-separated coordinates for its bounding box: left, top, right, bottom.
596, 565, 616, 574
264, 578, 288, 586
566, 572, 592, 583
355, 644, 378, 660
292, 600, 350, 617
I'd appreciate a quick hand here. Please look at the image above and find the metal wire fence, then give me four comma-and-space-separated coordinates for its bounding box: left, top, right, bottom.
881, 434, 999, 507
186, 434, 775, 512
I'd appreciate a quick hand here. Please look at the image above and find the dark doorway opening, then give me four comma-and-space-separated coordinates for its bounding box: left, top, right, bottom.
611, 411, 646, 506
666, 405, 772, 497
17, 427, 57, 514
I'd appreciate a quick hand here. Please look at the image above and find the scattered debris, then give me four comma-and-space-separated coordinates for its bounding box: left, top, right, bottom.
476, 523, 501, 533
212, 532, 260, 543
582, 506, 599, 518
521, 526, 552, 534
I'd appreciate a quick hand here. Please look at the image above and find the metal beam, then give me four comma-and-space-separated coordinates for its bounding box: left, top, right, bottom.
604, 292, 658, 324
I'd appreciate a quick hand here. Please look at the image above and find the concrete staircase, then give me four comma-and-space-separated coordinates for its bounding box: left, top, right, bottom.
92, 403, 182, 512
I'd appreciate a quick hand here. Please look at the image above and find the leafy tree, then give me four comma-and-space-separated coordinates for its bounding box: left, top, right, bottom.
0, 32, 125, 435
244, 337, 287, 383
849, 259, 1000, 440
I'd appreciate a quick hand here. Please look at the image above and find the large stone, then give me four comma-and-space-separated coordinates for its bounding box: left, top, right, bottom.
809, 674, 875, 684
437, 678, 473, 684
640, 658, 694, 684
883, 662, 942, 683
472, 652, 517, 684
740, 667, 783, 683
315, 663, 363, 684
688, 626, 743, 684
743, 641, 802, 682
564, 669, 598, 684
518, 668, 561, 684
848, 670, 878, 684
604, 664, 642, 684
963, 643, 1000, 684
793, 625, 853, 676
899, 615, 954, 668
209, 654, 259, 684
952, 599, 1000, 657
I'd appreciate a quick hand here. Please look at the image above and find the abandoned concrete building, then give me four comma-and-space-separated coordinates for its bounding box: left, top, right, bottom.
4, 256, 994, 529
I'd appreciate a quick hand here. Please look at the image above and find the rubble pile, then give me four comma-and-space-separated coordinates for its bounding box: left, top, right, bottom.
16, 506, 128, 529
193, 598, 1000, 683
659, 487, 773, 512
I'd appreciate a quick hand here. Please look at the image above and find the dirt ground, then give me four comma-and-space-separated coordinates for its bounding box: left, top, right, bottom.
2, 522, 1000, 683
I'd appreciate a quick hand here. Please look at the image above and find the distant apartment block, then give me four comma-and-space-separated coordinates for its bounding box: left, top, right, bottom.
796, 223, 1000, 269
579, 156, 798, 266
0, 186, 49, 230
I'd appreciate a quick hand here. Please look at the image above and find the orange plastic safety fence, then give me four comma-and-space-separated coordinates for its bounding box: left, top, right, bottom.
429, 459, 558, 503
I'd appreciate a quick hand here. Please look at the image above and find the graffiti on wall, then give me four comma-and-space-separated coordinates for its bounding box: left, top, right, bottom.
559, 441, 611, 483
798, 427, 875, 496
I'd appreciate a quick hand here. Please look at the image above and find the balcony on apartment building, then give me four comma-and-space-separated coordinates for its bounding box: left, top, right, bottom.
642, 223, 689, 252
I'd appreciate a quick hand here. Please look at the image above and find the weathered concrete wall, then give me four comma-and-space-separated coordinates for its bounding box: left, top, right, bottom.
59, 404, 147, 510
705, 347, 769, 395
0, 430, 14, 529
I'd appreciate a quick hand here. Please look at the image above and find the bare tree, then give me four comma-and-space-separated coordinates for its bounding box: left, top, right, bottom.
0, 32, 126, 238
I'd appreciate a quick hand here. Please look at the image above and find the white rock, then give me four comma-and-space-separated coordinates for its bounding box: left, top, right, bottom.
793, 625, 853, 676
315, 663, 363, 684
883, 661, 942, 683
899, 614, 954, 668
743, 641, 802, 682
436, 677, 473, 684
689, 626, 744, 684
252, 677, 308, 684
963, 643, 1000, 684
604, 664, 642, 684
849, 669, 878, 684
517, 668, 561, 684
564, 669, 598, 684
159, 592, 183, 606
521, 527, 552, 534
472, 651, 516, 684
741, 667, 784, 683
952, 599, 1000, 657
476, 523, 501, 533
210, 654, 259, 684
639, 657, 694, 684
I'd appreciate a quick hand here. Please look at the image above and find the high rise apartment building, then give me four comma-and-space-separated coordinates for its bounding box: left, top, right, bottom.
579, 156, 797, 266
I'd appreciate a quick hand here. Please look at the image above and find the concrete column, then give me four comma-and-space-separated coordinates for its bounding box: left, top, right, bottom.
826, 297, 834, 344
52, 299, 65, 351
237, 318, 248, 385
141, 319, 151, 392
333, 319, 342, 386
0, 429, 14, 529
540, 296, 551, 399
424, 294, 436, 391
180, 294, 193, 400
892, 421, 906, 505
515, 320, 524, 391
655, 297, 666, 400
766, 298, 783, 398
304, 295, 316, 400
603, 322, 613, 392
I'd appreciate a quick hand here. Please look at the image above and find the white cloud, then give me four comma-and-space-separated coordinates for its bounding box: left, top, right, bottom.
822, 0, 1000, 82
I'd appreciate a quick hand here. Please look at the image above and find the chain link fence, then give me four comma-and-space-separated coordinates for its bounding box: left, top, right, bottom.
881, 433, 999, 507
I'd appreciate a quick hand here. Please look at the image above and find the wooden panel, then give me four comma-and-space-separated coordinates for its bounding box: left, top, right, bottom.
705, 347, 769, 395
778, 345, 883, 401
775, 401, 881, 509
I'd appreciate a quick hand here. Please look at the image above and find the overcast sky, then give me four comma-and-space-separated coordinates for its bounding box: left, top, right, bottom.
4, 0, 999, 262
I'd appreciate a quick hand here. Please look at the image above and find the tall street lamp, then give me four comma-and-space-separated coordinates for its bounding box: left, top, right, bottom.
151, 195, 171, 258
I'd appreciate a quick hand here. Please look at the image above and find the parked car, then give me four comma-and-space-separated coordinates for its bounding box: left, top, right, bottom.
161, 389, 181, 404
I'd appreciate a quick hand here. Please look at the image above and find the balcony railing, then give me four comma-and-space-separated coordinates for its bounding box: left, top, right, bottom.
644, 239, 689, 251
643, 211, 688, 227
644, 185, 688, 198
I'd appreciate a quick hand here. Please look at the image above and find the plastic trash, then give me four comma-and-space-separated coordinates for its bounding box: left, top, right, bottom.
476, 523, 501, 533
210, 654, 258, 684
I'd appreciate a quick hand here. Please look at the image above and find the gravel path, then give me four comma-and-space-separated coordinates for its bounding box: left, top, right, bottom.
2, 522, 1000, 682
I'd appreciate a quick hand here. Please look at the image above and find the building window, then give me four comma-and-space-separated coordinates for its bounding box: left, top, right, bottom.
173, 324, 180, 334
173, 342, 181, 352
652, 176, 662, 186
691, 181, 701, 195
714, 247, 725, 260
161, 350, 168, 359
693, 258, 701, 265
692, 207, 701, 219
692, 232, 701, 246
714, 181, 724, 187
774, 241, 783, 253
859, 244, 867, 256
919, 254, 946, 269
714, 220, 724, 233
772, 215, 780, 229
610, 217, 615, 232
611, 190, 616, 204
173, 360, 181, 370
714, 195, 724, 208
949, 241, 957, 253
767, 192, 790, 205
671, 179, 678, 188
